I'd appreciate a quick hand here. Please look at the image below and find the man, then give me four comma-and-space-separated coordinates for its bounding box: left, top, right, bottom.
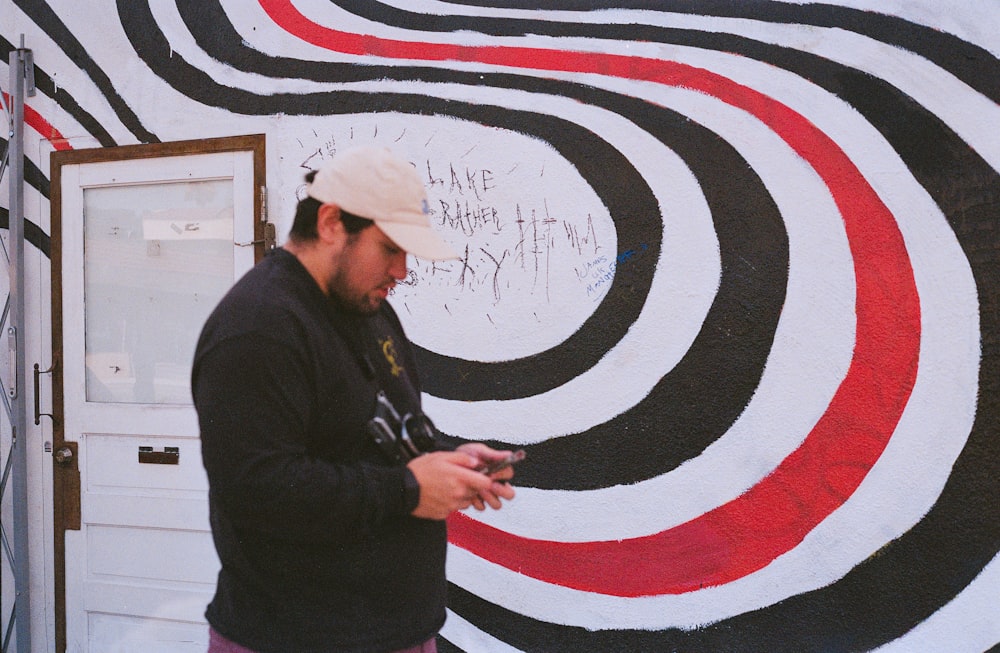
193, 145, 516, 653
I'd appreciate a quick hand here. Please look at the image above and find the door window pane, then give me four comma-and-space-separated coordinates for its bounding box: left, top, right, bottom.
83, 180, 234, 404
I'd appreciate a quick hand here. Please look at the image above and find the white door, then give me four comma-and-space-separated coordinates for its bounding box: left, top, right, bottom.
51, 136, 265, 652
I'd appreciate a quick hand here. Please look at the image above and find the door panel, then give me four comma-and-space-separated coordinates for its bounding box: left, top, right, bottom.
50, 136, 265, 652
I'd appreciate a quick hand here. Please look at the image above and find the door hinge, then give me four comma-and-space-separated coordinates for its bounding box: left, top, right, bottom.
260, 185, 268, 224
236, 186, 276, 252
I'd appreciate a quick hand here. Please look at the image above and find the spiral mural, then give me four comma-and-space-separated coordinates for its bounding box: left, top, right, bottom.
3, 1, 999, 651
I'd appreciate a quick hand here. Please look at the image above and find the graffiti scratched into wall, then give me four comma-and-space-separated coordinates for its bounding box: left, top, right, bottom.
294, 121, 621, 360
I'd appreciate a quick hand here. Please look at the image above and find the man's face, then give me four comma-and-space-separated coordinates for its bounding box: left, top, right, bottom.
328, 224, 408, 315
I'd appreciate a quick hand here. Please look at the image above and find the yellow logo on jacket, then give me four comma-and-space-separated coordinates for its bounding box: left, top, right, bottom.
380, 336, 404, 377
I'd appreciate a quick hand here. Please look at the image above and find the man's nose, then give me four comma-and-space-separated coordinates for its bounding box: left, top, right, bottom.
390, 250, 408, 280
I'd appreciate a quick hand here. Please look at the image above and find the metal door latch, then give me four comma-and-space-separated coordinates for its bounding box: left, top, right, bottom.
235, 221, 276, 251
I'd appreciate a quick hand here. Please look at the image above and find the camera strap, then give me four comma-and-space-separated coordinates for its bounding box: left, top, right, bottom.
325, 298, 422, 421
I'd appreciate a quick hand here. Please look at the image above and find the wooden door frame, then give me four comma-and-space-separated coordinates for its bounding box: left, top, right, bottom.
48, 134, 265, 652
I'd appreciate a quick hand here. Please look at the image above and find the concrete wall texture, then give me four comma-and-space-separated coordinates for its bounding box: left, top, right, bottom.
3, 1, 999, 651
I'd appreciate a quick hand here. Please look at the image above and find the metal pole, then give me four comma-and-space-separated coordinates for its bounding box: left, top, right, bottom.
8, 41, 33, 653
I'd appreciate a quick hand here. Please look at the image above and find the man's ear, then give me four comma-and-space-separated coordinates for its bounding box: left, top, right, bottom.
316, 203, 346, 244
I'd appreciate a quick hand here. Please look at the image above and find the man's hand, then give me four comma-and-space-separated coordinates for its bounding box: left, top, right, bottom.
456, 442, 519, 511
407, 447, 517, 520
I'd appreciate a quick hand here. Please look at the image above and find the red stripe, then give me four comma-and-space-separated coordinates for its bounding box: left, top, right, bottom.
260, 0, 920, 596
4, 92, 72, 150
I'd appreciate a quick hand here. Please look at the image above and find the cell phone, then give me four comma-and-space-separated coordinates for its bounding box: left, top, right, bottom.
479, 449, 526, 475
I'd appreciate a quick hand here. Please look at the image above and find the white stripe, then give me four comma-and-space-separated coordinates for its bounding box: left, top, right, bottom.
767, 0, 1000, 58
441, 610, 527, 653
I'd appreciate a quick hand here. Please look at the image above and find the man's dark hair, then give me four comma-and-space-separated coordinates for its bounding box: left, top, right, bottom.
289, 170, 374, 241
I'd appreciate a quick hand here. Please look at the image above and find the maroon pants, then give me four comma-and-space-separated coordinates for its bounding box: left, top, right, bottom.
208, 627, 438, 653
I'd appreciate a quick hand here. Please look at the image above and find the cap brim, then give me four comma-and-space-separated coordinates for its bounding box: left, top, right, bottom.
376, 220, 460, 261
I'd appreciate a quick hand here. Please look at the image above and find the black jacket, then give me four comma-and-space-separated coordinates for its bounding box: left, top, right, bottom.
192, 248, 446, 653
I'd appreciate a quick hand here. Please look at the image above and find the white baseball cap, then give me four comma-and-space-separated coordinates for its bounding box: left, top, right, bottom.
306, 145, 459, 261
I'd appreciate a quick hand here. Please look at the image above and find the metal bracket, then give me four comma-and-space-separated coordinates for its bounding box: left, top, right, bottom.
21, 46, 35, 97
8, 327, 17, 399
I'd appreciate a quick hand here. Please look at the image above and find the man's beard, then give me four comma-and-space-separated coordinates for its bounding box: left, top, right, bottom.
327, 274, 385, 315
348, 293, 383, 315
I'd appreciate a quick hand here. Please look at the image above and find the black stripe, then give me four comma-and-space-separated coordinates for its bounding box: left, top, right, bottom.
0, 137, 50, 200
0, 208, 52, 258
